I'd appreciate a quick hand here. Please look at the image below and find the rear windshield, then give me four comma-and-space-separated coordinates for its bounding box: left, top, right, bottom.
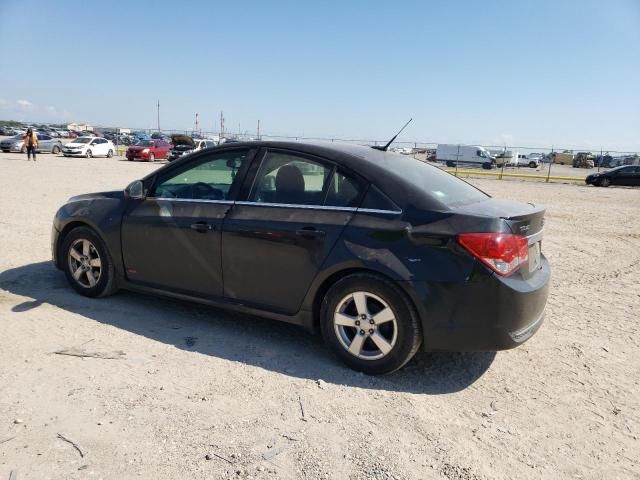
388, 155, 489, 207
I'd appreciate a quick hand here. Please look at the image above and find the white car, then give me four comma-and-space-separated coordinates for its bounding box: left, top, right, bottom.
62, 137, 115, 158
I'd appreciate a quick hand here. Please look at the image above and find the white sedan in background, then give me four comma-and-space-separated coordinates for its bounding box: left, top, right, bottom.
62, 137, 115, 158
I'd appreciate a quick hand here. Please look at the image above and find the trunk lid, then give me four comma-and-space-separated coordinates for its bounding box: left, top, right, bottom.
452, 198, 545, 237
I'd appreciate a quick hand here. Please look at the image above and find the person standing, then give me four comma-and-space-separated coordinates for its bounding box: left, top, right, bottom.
23, 128, 38, 161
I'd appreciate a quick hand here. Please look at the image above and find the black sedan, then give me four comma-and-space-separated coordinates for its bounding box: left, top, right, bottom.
51, 141, 550, 374
585, 165, 640, 187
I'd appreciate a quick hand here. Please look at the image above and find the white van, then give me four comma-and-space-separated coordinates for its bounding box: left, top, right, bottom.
436, 144, 496, 169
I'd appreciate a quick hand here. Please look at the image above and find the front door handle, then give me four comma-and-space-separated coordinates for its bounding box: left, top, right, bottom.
190, 222, 213, 233
295, 227, 326, 239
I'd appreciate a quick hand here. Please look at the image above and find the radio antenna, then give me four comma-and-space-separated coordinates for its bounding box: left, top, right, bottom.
371, 118, 413, 151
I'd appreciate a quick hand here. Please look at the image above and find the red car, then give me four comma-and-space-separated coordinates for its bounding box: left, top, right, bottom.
126, 139, 172, 162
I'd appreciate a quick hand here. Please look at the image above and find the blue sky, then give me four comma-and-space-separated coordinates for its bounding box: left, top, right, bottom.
1, 0, 639, 150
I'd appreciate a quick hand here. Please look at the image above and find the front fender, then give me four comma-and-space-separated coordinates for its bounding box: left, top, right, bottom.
53, 192, 126, 278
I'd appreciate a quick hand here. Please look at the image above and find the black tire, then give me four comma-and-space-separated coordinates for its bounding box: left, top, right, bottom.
107, 149, 113, 158
52, 145, 60, 154
61, 226, 118, 298
529, 161, 537, 168
20, 145, 26, 154
482, 162, 492, 170
446, 161, 456, 168
86, 149, 92, 158
320, 273, 422, 375
600, 177, 611, 187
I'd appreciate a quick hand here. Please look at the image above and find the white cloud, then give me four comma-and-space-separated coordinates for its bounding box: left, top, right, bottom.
0, 98, 72, 121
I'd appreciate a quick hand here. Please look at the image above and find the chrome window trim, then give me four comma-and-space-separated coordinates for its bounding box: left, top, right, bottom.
356, 207, 402, 215
235, 201, 356, 212
234, 201, 402, 215
151, 197, 235, 205
146, 198, 403, 214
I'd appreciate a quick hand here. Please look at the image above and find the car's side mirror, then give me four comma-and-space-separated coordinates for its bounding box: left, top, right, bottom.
125, 180, 145, 199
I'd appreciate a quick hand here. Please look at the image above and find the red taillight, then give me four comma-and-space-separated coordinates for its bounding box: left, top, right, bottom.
458, 233, 529, 276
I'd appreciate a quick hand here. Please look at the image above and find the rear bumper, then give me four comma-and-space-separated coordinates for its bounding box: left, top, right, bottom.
406, 256, 550, 351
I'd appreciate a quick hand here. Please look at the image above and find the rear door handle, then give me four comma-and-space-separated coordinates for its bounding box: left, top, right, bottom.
295, 227, 326, 238
190, 221, 213, 233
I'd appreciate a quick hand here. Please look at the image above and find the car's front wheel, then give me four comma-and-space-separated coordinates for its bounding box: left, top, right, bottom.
61, 226, 117, 297
320, 273, 422, 375
599, 177, 611, 187
52, 145, 60, 154
107, 149, 113, 158
86, 149, 92, 158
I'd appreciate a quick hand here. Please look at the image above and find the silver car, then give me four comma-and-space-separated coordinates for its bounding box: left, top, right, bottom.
0, 134, 63, 154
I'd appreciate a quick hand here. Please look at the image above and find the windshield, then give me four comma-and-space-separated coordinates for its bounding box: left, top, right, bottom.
71, 138, 92, 144
136, 140, 154, 147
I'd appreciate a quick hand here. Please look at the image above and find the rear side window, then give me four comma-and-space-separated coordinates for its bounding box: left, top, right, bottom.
389, 155, 489, 208
249, 151, 363, 207
360, 185, 400, 212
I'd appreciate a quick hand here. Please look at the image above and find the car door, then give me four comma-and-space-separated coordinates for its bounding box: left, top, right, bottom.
159, 141, 170, 158
92, 138, 104, 156
221, 148, 364, 314
38, 134, 52, 152
121, 147, 254, 298
627, 166, 640, 186
612, 167, 632, 186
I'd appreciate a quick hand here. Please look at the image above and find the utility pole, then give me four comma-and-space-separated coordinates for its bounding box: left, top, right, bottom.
194, 113, 199, 135
257, 119, 260, 139
220, 111, 225, 139
156, 100, 160, 132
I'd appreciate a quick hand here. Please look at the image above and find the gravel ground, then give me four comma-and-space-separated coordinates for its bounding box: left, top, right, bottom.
0, 152, 638, 479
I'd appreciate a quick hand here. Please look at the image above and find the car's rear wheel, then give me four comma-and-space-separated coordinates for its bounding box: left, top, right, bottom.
52, 145, 60, 154
600, 177, 611, 187
61, 226, 117, 298
446, 161, 456, 168
20, 145, 26, 154
149, 153, 155, 162
529, 161, 537, 168
107, 149, 113, 158
320, 273, 422, 375
86, 149, 92, 158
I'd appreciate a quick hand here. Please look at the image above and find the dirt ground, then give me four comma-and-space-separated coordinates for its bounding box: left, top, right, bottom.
0, 151, 639, 480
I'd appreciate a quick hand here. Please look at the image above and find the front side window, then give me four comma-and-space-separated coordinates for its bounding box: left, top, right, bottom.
249, 151, 362, 207
153, 149, 249, 201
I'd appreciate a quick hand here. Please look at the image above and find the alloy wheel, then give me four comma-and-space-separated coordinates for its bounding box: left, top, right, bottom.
67, 239, 102, 288
333, 291, 398, 360
86, 149, 92, 158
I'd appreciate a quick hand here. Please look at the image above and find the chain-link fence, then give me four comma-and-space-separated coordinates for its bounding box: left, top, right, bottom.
101, 126, 639, 181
